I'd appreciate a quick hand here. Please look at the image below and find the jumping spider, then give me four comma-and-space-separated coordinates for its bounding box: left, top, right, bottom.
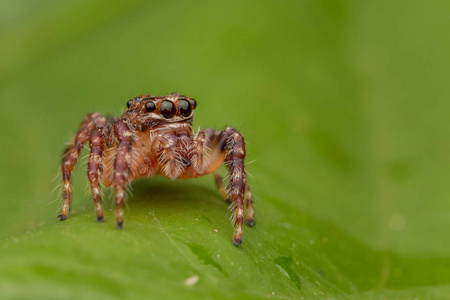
59, 92, 255, 245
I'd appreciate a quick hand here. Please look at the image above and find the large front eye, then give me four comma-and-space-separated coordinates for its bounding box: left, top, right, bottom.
145, 101, 156, 112
178, 99, 192, 117
160, 100, 176, 118
126, 100, 133, 108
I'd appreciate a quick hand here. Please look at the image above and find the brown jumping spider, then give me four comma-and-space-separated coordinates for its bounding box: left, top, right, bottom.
59, 92, 255, 245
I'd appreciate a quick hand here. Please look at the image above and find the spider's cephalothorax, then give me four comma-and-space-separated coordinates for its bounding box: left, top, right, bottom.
59, 92, 255, 246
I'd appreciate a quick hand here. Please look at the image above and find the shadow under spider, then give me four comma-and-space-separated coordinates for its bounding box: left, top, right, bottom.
117, 177, 227, 212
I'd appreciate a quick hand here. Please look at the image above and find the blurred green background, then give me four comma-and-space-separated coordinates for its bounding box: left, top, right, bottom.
1, 0, 450, 299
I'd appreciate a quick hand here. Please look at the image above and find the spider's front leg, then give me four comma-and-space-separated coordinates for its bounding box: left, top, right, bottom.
113, 120, 133, 229
59, 113, 106, 220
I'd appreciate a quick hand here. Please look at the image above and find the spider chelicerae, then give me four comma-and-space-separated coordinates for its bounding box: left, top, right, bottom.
59, 92, 255, 245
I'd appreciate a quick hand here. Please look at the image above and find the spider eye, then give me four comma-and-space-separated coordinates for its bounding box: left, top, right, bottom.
160, 100, 176, 119
126, 100, 133, 108
178, 99, 192, 117
189, 99, 197, 109
145, 101, 156, 113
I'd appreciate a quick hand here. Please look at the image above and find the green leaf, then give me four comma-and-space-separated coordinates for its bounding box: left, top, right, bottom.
1, 0, 450, 299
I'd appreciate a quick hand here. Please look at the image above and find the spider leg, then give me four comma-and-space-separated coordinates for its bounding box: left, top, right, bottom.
59, 113, 106, 220
88, 127, 106, 222
244, 178, 255, 226
191, 127, 254, 245
213, 170, 230, 203
214, 167, 255, 225
220, 127, 249, 246
113, 120, 133, 229
192, 129, 228, 202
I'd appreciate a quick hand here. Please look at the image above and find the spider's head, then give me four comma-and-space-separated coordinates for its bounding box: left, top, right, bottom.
123, 92, 197, 130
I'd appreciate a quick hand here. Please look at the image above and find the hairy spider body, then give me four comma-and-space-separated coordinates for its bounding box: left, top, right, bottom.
59, 92, 255, 245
